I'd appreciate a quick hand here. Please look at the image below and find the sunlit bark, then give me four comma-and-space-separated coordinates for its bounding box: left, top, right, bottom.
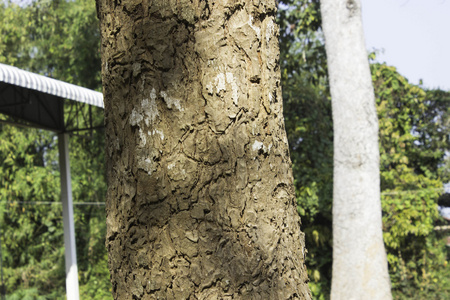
97, 1, 311, 298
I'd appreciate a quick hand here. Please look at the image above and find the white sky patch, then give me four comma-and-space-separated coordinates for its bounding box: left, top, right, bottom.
226, 72, 239, 105
248, 15, 261, 39
444, 182, 450, 193
361, 0, 450, 90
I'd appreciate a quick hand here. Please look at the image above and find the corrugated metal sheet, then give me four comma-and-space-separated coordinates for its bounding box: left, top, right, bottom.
0, 63, 104, 108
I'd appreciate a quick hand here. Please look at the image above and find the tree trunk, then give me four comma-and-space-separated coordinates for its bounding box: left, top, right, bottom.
320, 1, 392, 299
96, 1, 311, 299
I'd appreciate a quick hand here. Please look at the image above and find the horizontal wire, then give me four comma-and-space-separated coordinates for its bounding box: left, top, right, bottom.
0, 187, 447, 206
0, 201, 105, 206
381, 187, 445, 196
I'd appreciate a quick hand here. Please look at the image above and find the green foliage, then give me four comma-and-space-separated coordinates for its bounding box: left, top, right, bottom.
279, 1, 449, 299
282, 79, 333, 299
0, 124, 110, 299
278, 0, 327, 87
1, 0, 448, 299
278, 2, 333, 298
412, 88, 450, 184
0, 0, 101, 89
6, 287, 47, 300
0, 125, 66, 297
372, 63, 450, 298
0, 0, 109, 298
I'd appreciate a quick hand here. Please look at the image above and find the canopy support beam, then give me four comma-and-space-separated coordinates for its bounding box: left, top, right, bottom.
58, 133, 80, 300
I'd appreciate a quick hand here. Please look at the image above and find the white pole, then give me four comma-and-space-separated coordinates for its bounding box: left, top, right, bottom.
58, 133, 80, 300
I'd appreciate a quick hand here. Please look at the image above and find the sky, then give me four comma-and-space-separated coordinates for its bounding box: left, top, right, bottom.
361, 0, 450, 91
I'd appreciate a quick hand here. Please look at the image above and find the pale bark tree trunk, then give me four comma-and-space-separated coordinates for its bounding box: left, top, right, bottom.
320, 1, 392, 299
97, 1, 311, 299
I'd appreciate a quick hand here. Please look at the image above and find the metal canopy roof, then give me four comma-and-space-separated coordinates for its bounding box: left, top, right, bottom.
0, 63, 104, 132
0, 63, 105, 300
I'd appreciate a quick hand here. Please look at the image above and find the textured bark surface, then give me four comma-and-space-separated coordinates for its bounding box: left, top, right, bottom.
321, 0, 392, 299
97, 1, 311, 299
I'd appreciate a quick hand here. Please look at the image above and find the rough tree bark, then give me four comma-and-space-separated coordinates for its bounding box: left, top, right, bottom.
320, 0, 392, 299
97, 1, 311, 299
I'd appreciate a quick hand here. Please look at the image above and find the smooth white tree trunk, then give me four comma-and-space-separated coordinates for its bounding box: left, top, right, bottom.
320, 1, 392, 299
